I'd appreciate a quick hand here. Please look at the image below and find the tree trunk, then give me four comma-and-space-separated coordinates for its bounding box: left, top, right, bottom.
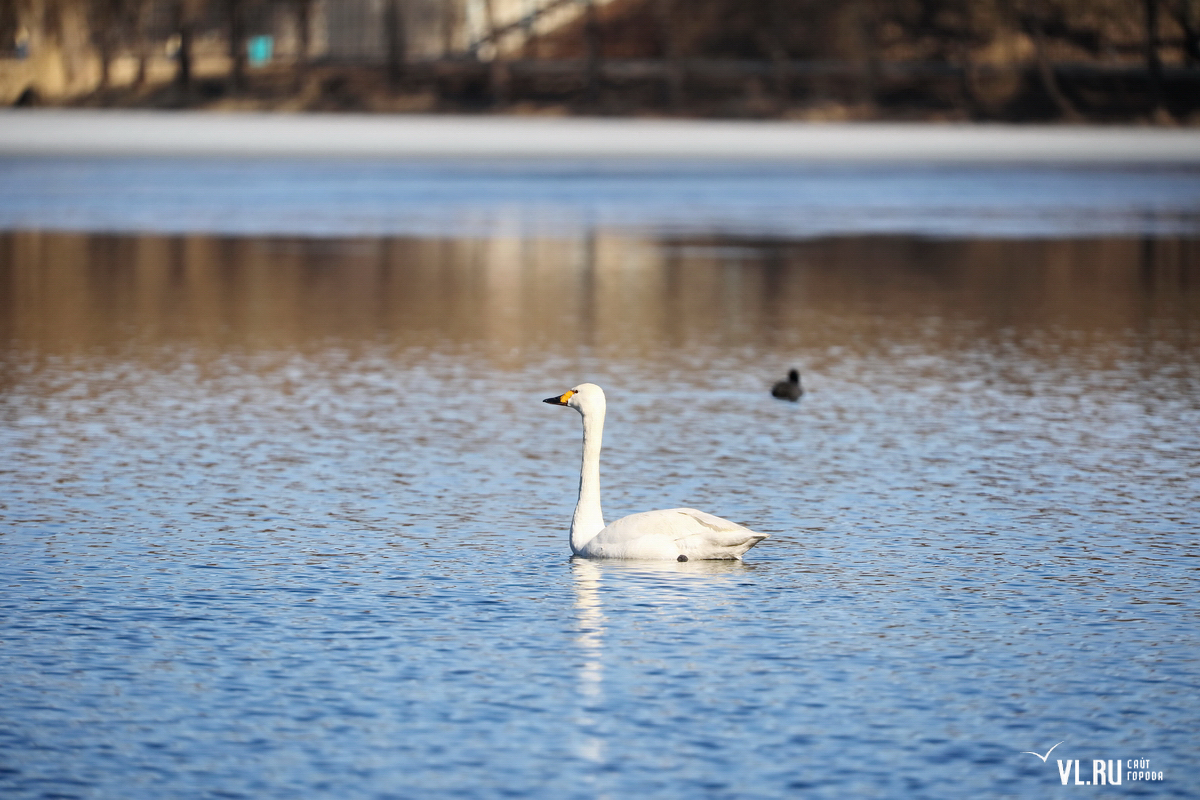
89, 0, 117, 91
386, 0, 406, 89
482, 0, 508, 105
1145, 0, 1162, 78
1028, 16, 1082, 121
96, 27, 112, 90
296, 0, 311, 64
655, 0, 683, 111
1177, 0, 1200, 65
583, 0, 601, 103
228, 0, 246, 92
292, 0, 312, 91
174, 0, 193, 92
1146, 0, 1170, 118
441, 0, 457, 56
135, 48, 147, 88
522, 1, 538, 60
133, 1, 149, 89
754, 28, 789, 109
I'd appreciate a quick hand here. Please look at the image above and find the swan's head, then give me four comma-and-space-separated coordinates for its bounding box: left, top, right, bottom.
543, 383, 606, 416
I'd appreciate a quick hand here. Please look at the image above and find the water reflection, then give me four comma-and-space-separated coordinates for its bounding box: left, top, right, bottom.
569, 556, 761, 774
572, 559, 606, 767
1, 231, 1196, 363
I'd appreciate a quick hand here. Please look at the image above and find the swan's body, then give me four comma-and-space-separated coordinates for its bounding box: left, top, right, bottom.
772, 369, 803, 401
543, 383, 768, 561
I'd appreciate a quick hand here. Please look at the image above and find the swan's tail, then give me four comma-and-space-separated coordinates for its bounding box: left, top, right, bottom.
732, 533, 770, 559
673, 509, 771, 559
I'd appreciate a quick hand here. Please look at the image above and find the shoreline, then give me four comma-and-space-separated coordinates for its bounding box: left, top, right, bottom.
2, 109, 1200, 163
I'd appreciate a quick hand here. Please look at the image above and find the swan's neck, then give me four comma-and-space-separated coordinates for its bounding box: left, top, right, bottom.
571, 406, 606, 553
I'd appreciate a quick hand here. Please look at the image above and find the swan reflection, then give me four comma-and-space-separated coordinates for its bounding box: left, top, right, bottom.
569, 556, 757, 767
571, 559, 606, 765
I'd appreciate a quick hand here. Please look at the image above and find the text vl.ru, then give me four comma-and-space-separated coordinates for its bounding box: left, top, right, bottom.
1056, 759, 1164, 785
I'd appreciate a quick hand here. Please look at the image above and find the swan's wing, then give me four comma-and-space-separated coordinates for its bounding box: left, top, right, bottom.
587, 508, 768, 559
674, 508, 753, 535
671, 509, 770, 552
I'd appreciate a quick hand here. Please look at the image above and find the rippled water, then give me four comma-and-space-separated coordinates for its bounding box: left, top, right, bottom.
2, 170, 1200, 799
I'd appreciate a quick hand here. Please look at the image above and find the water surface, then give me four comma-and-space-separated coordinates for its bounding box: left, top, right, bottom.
2, 157, 1199, 238
1, 173, 1199, 799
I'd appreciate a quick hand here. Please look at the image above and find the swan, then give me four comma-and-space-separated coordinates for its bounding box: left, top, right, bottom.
771, 369, 803, 401
543, 383, 769, 561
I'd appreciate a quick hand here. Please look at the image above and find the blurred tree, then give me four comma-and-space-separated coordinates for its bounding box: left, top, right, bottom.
0, 1, 20, 55
654, 0, 683, 109
481, 0, 510, 103
1012, 0, 1084, 120
439, 0, 459, 56
127, 0, 151, 88
385, 0, 405, 87
750, 0, 792, 105
87, 0, 124, 89
91, 1, 112, 86
288, 0, 312, 65
1171, 0, 1200, 63
172, 0, 194, 92
1144, 0, 1163, 92
285, 0, 312, 92
4, 0, 1192, 117
583, 0, 600, 101
225, 0, 246, 90
1145, 0, 1162, 71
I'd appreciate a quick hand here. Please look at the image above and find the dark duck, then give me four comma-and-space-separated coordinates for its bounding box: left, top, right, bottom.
771, 369, 803, 401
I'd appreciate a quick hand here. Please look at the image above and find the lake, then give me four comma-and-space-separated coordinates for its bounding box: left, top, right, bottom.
1, 155, 1198, 799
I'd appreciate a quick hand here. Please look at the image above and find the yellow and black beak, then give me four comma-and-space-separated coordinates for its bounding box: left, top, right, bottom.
543, 389, 575, 407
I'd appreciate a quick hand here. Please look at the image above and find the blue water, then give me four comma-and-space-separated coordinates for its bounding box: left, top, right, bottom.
1, 158, 1199, 799
0, 156, 1198, 238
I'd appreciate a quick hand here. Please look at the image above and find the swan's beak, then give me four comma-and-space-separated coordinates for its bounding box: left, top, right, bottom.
543, 390, 574, 406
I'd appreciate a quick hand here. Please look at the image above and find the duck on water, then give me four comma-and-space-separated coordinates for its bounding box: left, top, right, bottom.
772, 369, 803, 401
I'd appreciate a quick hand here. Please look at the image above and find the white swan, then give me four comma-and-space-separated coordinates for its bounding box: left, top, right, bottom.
543, 383, 769, 561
